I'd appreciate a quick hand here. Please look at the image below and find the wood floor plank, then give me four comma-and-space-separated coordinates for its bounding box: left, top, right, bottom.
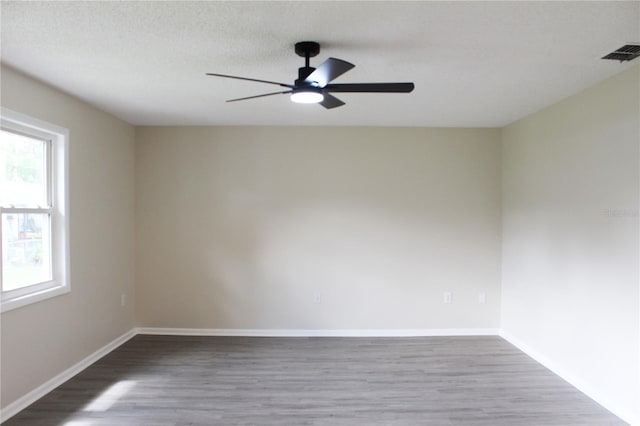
4, 335, 627, 425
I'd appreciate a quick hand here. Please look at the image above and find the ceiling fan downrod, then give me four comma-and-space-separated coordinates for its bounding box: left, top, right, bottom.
294, 41, 320, 86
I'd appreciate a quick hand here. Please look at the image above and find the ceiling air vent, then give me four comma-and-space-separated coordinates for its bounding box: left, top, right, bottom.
602, 44, 640, 62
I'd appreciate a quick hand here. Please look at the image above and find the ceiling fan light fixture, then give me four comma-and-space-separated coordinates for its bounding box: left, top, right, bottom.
290, 90, 324, 104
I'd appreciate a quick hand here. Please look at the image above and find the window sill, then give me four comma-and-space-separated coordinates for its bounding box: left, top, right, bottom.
1, 283, 70, 313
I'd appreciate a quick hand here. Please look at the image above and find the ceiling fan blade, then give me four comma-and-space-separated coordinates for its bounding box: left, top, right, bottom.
304, 58, 355, 87
207, 73, 295, 89
226, 90, 293, 103
324, 82, 415, 93
319, 93, 345, 109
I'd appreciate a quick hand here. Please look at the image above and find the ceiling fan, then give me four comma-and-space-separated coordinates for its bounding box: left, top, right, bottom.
206, 41, 415, 109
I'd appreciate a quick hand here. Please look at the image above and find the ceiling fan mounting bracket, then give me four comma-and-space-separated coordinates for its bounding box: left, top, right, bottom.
294, 41, 320, 59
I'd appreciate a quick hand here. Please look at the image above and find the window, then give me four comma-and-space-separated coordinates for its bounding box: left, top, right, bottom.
1, 108, 69, 312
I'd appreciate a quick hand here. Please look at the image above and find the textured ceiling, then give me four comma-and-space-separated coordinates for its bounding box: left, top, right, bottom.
1, 1, 639, 127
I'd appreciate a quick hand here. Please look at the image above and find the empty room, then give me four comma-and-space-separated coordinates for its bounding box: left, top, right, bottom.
0, 1, 638, 425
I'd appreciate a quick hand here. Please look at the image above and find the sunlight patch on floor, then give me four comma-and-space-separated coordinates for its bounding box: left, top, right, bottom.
83, 380, 136, 412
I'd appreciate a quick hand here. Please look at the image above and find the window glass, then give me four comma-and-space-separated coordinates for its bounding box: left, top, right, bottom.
0, 129, 47, 207
1, 212, 52, 290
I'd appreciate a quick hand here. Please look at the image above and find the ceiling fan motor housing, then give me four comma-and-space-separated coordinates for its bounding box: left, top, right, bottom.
296, 66, 317, 87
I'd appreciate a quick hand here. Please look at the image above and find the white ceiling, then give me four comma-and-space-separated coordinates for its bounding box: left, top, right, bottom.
1, 1, 638, 127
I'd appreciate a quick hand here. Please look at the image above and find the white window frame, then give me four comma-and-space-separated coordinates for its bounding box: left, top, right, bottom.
0, 108, 69, 312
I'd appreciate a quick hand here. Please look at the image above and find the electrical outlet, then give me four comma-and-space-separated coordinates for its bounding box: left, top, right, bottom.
120, 293, 127, 307
443, 292, 452, 304
478, 292, 487, 304
313, 291, 322, 304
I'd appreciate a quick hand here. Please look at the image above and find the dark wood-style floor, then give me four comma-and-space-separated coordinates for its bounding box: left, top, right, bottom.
5, 335, 626, 425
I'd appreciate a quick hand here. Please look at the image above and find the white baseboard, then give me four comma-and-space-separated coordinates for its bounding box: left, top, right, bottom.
0, 329, 136, 423
499, 330, 635, 426
135, 327, 500, 337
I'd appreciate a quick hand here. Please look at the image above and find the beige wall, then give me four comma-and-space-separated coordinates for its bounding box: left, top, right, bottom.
501, 65, 640, 423
0, 66, 136, 408
135, 126, 502, 330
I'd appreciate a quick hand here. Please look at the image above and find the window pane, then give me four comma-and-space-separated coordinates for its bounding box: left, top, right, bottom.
1, 213, 52, 291
0, 129, 47, 207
